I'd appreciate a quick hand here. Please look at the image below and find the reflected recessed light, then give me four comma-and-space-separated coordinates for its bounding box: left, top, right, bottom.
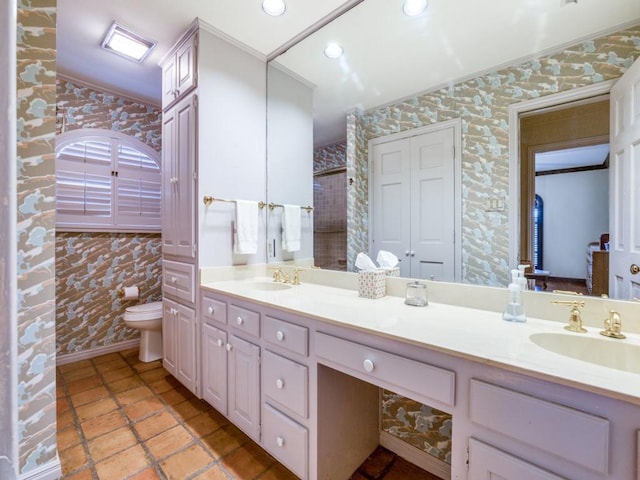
403, 0, 428, 16
101, 22, 156, 63
324, 43, 344, 59
262, 0, 286, 16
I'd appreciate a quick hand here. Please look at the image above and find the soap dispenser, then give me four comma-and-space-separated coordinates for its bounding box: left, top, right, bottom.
503, 269, 526, 323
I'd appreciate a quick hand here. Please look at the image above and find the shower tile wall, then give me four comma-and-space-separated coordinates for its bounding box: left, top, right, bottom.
16, 0, 58, 474
55, 78, 163, 358
347, 24, 640, 285
313, 142, 347, 270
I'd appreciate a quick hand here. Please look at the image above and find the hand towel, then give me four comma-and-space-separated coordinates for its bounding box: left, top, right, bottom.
281, 204, 301, 252
233, 200, 259, 254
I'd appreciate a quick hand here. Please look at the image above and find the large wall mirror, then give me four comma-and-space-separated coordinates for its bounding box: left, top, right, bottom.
266, 0, 640, 299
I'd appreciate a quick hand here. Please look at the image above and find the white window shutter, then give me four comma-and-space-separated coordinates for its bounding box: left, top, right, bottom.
55, 129, 161, 232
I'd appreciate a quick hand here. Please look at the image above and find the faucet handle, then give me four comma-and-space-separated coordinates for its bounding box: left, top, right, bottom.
551, 300, 587, 333
292, 269, 302, 285
270, 267, 282, 283
600, 310, 625, 339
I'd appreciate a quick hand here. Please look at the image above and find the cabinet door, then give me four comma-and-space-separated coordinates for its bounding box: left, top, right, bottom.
162, 298, 177, 375
175, 302, 197, 395
161, 54, 177, 108
468, 438, 566, 480
175, 33, 197, 98
228, 334, 260, 441
161, 107, 177, 256
162, 94, 197, 259
202, 324, 228, 414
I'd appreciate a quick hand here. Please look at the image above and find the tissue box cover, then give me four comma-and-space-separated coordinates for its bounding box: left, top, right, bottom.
358, 270, 386, 299
384, 267, 400, 277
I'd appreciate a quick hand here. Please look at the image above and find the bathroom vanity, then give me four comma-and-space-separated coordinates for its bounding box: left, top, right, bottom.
190, 269, 640, 480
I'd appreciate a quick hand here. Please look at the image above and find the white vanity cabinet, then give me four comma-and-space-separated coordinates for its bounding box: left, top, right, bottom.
198, 284, 640, 480
162, 297, 197, 394
261, 314, 311, 479
200, 292, 262, 442
161, 29, 197, 109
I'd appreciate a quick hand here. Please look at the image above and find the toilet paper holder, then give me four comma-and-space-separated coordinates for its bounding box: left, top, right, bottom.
118, 286, 140, 299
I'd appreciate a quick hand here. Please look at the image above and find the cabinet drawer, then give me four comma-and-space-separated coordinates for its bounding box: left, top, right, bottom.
316, 332, 454, 407
263, 315, 308, 357
262, 403, 308, 479
263, 350, 308, 419
228, 304, 260, 338
163, 260, 195, 303
201, 295, 227, 326
469, 379, 609, 474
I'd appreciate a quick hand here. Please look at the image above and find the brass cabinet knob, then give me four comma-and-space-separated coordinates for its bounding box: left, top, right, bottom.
630, 264, 640, 275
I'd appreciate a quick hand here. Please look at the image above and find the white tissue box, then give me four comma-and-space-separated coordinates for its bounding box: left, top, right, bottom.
383, 267, 400, 277
358, 270, 386, 299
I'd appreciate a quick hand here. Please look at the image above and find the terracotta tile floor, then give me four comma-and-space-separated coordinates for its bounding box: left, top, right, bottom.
56, 348, 442, 480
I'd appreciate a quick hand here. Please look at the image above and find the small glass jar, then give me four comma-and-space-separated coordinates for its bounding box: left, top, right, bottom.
405, 281, 428, 306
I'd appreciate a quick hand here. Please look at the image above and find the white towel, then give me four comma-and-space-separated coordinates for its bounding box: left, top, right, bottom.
281, 204, 301, 252
233, 200, 259, 254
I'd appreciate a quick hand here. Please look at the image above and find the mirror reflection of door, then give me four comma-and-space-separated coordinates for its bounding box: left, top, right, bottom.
370, 122, 461, 281
519, 97, 609, 295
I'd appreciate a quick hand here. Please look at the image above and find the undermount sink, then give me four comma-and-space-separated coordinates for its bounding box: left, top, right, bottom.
245, 281, 292, 292
530, 332, 640, 374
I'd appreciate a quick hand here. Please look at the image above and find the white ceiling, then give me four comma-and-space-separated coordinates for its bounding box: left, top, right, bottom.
535, 143, 609, 173
57, 0, 640, 146
56, 0, 356, 105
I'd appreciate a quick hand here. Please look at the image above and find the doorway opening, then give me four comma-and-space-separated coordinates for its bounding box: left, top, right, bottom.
520, 97, 609, 294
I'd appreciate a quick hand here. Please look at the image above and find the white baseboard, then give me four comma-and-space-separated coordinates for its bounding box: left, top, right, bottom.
56, 339, 140, 366
380, 430, 451, 480
19, 456, 61, 480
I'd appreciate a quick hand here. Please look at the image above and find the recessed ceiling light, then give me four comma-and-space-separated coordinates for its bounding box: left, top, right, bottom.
403, 0, 428, 16
262, 0, 286, 16
101, 22, 156, 63
324, 43, 344, 59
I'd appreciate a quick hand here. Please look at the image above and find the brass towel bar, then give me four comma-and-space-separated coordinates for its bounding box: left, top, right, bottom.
268, 202, 314, 213
202, 195, 266, 209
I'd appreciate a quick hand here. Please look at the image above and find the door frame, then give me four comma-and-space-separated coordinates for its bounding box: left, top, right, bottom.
367, 118, 462, 282
508, 80, 616, 270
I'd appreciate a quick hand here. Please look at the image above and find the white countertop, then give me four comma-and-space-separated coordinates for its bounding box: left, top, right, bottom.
202, 275, 640, 406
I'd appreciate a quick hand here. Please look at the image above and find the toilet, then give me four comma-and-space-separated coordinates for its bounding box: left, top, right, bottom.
123, 301, 163, 362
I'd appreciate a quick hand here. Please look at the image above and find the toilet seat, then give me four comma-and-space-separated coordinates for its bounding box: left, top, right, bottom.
124, 301, 163, 321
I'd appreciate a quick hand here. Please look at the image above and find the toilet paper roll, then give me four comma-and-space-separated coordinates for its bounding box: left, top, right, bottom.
123, 286, 139, 300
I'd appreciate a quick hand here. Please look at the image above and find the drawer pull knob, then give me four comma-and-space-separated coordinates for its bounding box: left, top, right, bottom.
276, 436, 285, 447
363, 359, 375, 372
276, 378, 285, 389
217, 339, 223, 348
208, 306, 214, 315
171, 276, 177, 283
276, 330, 285, 341
236, 316, 243, 325
226, 343, 232, 352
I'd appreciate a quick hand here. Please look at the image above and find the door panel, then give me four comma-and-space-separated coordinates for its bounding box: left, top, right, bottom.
372, 140, 411, 276
609, 56, 640, 299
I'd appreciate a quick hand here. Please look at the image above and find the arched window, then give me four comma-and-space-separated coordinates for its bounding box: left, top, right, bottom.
533, 194, 544, 270
55, 129, 161, 232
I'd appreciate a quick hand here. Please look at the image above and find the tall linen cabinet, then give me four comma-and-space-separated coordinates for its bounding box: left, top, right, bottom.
160, 20, 267, 400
